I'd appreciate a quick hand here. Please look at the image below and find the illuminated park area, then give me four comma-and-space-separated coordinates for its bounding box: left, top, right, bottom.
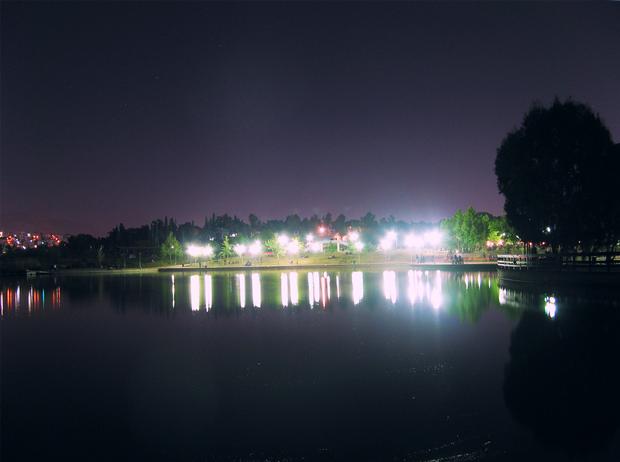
182, 228, 453, 268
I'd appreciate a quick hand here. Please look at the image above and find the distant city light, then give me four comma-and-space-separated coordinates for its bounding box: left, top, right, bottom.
306, 233, 314, 242
318, 226, 326, 234
348, 231, 360, 242
354, 241, 364, 252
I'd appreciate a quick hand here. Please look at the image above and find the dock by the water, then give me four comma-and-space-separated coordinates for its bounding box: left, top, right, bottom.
497, 253, 620, 286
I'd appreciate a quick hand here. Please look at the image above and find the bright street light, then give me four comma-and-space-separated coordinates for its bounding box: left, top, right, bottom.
234, 243, 247, 257
424, 230, 442, 248
287, 239, 300, 255
186, 244, 213, 258
405, 233, 424, 249
309, 241, 322, 253
379, 237, 393, 251
277, 234, 289, 246
248, 240, 262, 256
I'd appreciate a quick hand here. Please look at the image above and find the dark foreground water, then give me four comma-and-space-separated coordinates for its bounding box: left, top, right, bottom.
2, 269, 620, 461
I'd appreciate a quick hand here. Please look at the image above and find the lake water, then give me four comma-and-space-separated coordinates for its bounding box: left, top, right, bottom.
2, 269, 619, 461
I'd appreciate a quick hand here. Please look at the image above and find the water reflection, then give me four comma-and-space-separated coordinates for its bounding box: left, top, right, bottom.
352, 271, 364, 305
251, 273, 261, 308
0, 283, 61, 317
171, 275, 175, 309
190, 275, 200, 311
289, 272, 299, 305
4, 271, 620, 461
307, 272, 321, 307
1, 270, 505, 320
237, 273, 246, 308
280, 273, 289, 307
431, 271, 442, 310
382, 271, 397, 304
504, 303, 620, 456
336, 274, 340, 299
544, 295, 556, 318
204, 275, 212, 311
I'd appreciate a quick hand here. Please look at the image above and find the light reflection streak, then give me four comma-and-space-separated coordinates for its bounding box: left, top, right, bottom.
313, 272, 320, 304
190, 275, 200, 311
352, 271, 364, 305
251, 273, 261, 307
237, 274, 246, 308
336, 275, 340, 299
431, 271, 443, 309
325, 272, 331, 302
308, 273, 315, 306
171, 275, 175, 309
407, 270, 416, 305
2, 285, 62, 317
204, 275, 212, 311
289, 272, 299, 305
281, 273, 289, 307
499, 287, 507, 305
544, 295, 557, 318
383, 271, 397, 304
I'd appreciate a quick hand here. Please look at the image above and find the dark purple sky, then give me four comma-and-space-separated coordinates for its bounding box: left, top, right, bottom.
2, 2, 619, 236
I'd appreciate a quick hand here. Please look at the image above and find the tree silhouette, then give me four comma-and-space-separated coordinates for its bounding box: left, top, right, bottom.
495, 99, 616, 251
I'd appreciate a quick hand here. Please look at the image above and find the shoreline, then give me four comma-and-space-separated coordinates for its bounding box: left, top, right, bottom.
158, 261, 498, 273
3, 261, 498, 277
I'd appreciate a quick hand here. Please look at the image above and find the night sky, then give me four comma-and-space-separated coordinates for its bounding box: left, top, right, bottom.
2, 2, 619, 236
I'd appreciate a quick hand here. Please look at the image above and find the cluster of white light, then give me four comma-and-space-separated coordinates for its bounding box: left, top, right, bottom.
186, 244, 213, 258
424, 230, 442, 247
380, 229, 442, 251
277, 234, 289, 246
348, 231, 360, 242
286, 238, 301, 255
354, 241, 364, 252
405, 233, 425, 249
379, 230, 397, 251
309, 241, 322, 253
233, 243, 247, 257
544, 295, 557, 318
248, 240, 262, 256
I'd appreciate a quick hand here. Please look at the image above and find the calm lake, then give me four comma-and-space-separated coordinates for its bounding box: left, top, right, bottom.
2, 269, 619, 461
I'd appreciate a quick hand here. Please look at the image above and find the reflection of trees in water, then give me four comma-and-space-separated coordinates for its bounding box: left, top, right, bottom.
443, 272, 511, 322
504, 306, 620, 455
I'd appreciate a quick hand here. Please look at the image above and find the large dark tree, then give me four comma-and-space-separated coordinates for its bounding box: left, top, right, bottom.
495, 99, 617, 251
